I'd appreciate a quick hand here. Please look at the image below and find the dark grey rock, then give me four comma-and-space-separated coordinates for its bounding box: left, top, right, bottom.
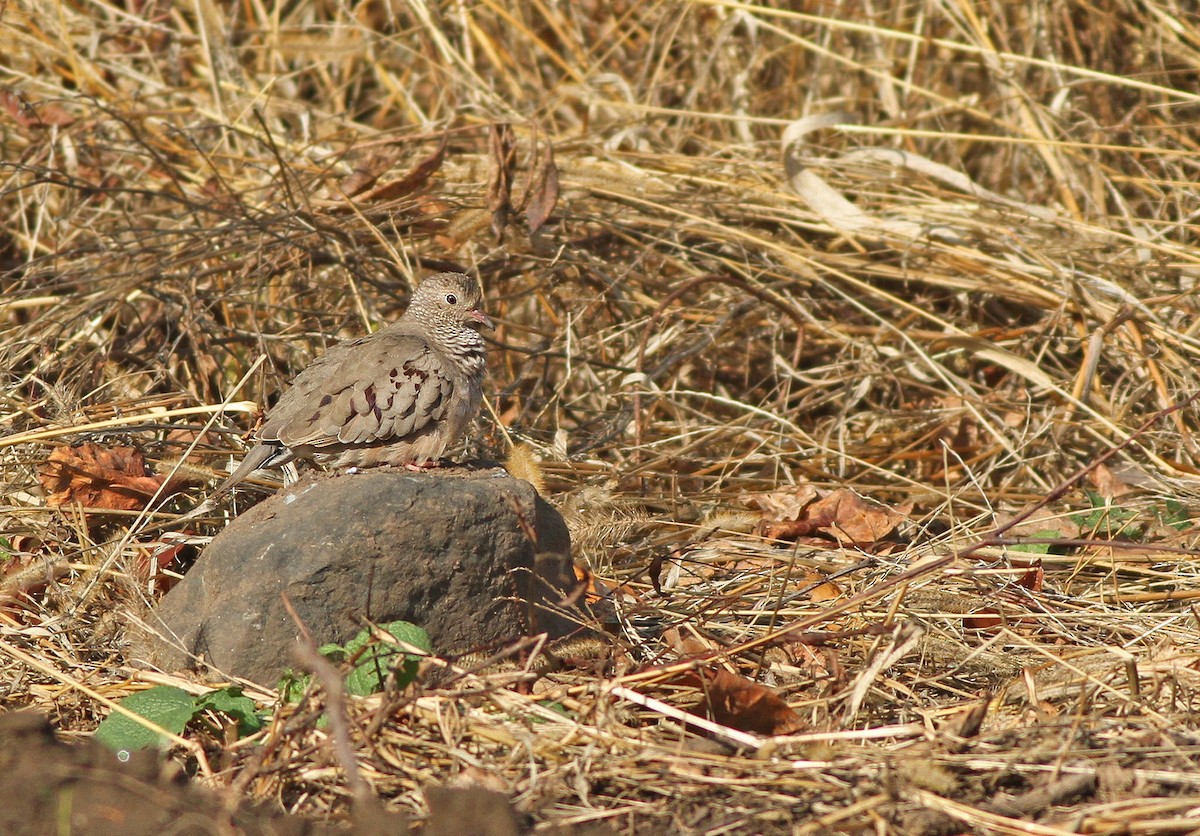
138, 469, 580, 686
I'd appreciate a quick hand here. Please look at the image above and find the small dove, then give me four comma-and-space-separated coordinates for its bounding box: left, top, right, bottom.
210, 271, 492, 499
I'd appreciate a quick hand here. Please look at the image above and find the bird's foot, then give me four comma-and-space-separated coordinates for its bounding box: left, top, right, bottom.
403, 458, 446, 471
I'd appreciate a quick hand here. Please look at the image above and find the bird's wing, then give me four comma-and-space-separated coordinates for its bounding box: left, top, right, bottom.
260, 330, 456, 450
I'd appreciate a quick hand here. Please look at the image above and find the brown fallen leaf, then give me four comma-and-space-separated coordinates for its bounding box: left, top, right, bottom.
747, 485, 906, 546
0, 535, 40, 574
962, 608, 1005, 631
661, 626, 712, 657
353, 134, 449, 204
786, 643, 838, 680
802, 570, 844, 602
487, 123, 515, 241
1089, 462, 1138, 500
133, 539, 192, 594
0, 90, 75, 130
337, 147, 403, 197
745, 483, 820, 523
964, 559, 1044, 631
525, 141, 559, 236
410, 194, 454, 229
1012, 559, 1044, 592
673, 668, 806, 736
39, 443, 182, 511
964, 605, 1043, 632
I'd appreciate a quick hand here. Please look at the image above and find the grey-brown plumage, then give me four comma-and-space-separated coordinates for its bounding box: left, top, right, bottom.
212, 272, 492, 497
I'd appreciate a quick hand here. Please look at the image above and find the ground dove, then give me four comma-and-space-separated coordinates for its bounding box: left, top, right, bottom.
211, 272, 492, 498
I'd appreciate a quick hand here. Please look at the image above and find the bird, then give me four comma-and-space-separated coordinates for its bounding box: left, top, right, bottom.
208, 271, 493, 500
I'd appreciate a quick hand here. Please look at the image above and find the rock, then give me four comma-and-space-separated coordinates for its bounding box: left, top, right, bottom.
0, 711, 344, 835
138, 469, 579, 686
423, 787, 522, 836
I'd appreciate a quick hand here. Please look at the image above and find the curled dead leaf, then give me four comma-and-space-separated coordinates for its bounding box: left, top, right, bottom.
802, 570, 843, 602
353, 134, 448, 204
337, 148, 402, 197
38, 443, 183, 512
1, 90, 75, 130
662, 626, 712, 657
487, 123, 515, 241
671, 668, 806, 736
746, 485, 906, 546
525, 142, 560, 236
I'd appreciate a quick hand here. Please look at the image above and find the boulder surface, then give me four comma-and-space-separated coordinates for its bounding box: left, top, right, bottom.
140, 469, 578, 685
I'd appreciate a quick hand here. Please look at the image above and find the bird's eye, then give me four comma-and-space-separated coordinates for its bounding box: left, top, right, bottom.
445, 293, 458, 305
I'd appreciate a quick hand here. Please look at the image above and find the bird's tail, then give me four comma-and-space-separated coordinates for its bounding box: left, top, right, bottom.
176, 442, 289, 521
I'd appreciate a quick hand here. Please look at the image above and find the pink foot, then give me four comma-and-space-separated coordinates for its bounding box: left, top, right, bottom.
403, 458, 445, 471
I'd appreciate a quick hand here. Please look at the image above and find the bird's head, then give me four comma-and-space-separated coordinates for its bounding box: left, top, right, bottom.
406, 272, 495, 335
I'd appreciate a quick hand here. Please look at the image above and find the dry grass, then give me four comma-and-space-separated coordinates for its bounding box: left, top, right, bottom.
4, 0, 1200, 832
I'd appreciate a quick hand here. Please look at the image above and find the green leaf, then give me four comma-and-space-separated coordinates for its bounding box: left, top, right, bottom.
377, 620, 431, 690
94, 685, 198, 755
281, 623, 432, 700
378, 621, 432, 657
1071, 492, 1141, 538
195, 686, 263, 735
345, 658, 385, 696
1158, 499, 1192, 532
537, 700, 572, 721
344, 621, 431, 696
1010, 529, 1071, 555
278, 670, 313, 704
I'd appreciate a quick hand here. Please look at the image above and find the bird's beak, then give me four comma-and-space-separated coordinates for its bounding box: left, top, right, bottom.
470, 308, 495, 330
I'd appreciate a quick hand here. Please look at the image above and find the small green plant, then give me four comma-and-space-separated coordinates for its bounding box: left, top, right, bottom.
534, 700, 573, 723
94, 684, 263, 758
279, 620, 432, 700
1071, 491, 1143, 539
1009, 528, 1070, 555
1070, 492, 1196, 540
194, 686, 262, 735
1157, 498, 1193, 532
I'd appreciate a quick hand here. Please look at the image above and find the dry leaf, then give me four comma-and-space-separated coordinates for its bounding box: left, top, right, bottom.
354, 134, 449, 204
661, 626, 712, 657
806, 490, 905, 544
677, 668, 806, 736
784, 643, 838, 679
1089, 463, 1136, 500
39, 443, 181, 511
0, 535, 44, 580
747, 486, 904, 546
1012, 559, 1044, 592
337, 148, 401, 197
0, 90, 74, 130
412, 194, 453, 218
133, 540, 188, 584
745, 483, 820, 522
487, 123, 515, 241
964, 606, 1038, 632
525, 141, 560, 235
963, 608, 1005, 631
802, 570, 844, 602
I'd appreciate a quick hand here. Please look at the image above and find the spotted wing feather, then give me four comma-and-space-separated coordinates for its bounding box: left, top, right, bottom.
259, 330, 455, 452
